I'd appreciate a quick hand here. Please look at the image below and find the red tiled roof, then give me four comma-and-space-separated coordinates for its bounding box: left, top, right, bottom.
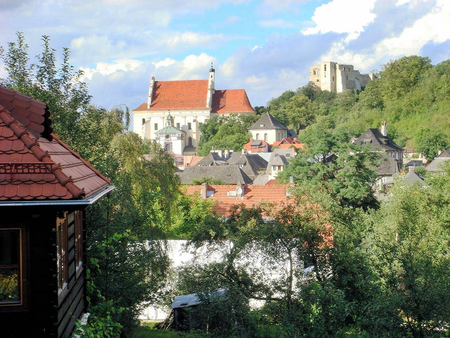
133, 80, 255, 114
185, 184, 292, 217
134, 80, 209, 111
0, 87, 110, 202
211, 90, 254, 114
184, 155, 204, 167
244, 139, 269, 153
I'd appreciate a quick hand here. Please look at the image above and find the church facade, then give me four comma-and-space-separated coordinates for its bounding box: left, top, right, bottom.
133, 66, 255, 155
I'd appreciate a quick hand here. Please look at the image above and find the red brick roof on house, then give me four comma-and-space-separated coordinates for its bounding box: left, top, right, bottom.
0, 87, 111, 202
185, 184, 292, 217
133, 80, 255, 114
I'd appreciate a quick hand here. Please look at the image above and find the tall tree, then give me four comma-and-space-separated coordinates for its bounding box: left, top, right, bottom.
365, 181, 450, 337
278, 128, 381, 209
0, 32, 91, 146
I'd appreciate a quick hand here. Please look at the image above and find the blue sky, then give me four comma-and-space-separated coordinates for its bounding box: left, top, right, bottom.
0, 0, 449, 114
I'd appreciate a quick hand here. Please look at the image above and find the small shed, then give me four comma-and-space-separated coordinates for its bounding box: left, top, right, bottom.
0, 87, 113, 338
170, 289, 227, 332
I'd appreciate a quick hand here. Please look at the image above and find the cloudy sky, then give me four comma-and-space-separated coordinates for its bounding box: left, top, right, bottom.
1, 0, 449, 115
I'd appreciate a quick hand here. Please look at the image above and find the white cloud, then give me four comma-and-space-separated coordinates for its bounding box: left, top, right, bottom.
155, 32, 226, 50
396, 0, 411, 6
302, 0, 377, 38
153, 58, 177, 70
375, 0, 450, 57
80, 59, 142, 80
319, 41, 377, 71
173, 53, 216, 80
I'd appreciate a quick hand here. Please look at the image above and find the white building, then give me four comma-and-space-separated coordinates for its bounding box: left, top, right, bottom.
248, 112, 288, 145
310, 61, 373, 93
133, 66, 255, 155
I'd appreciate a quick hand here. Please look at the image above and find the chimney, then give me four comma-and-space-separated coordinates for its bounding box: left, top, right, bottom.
236, 183, 244, 199
206, 63, 215, 108
381, 121, 387, 137
201, 183, 208, 199
147, 76, 155, 109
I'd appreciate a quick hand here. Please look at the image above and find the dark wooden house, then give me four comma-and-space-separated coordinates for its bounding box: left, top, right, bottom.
0, 87, 113, 338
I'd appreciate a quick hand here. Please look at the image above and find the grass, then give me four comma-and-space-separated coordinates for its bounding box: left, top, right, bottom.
133, 322, 207, 338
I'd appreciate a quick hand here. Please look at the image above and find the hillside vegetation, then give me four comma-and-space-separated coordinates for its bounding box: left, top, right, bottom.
265, 56, 450, 156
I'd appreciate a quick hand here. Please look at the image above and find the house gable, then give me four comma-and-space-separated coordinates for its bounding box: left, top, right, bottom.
0, 87, 112, 338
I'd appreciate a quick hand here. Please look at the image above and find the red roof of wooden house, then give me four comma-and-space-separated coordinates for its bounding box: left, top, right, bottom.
0, 87, 112, 204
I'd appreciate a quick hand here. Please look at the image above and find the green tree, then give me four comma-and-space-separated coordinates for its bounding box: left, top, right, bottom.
366, 181, 450, 337
415, 128, 450, 161
87, 136, 180, 336
0, 32, 91, 145
278, 128, 380, 209
197, 114, 258, 156
284, 93, 315, 134
380, 55, 432, 101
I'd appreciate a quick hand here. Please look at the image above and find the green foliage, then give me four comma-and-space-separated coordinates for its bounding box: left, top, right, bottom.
0, 272, 18, 301
75, 266, 123, 338
86, 136, 181, 335
415, 128, 450, 161
197, 115, 258, 156
0, 32, 91, 145
379, 55, 432, 101
278, 128, 380, 209
365, 181, 450, 337
263, 56, 450, 151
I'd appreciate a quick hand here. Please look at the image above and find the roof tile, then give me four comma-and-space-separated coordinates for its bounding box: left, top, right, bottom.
134, 78, 255, 114
0, 86, 110, 202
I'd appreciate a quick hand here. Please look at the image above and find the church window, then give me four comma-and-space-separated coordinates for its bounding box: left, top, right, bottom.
188, 123, 192, 130
154, 123, 158, 130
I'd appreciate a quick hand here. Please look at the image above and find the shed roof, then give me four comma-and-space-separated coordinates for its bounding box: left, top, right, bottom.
0, 87, 112, 205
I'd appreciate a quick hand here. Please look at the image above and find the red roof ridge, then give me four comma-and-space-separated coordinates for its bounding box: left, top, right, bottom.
0, 87, 53, 140
0, 107, 85, 199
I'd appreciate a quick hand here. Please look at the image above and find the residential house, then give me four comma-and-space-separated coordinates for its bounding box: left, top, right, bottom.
0, 87, 113, 338
426, 149, 450, 173
243, 139, 270, 153
133, 66, 255, 154
227, 152, 268, 181
272, 137, 305, 150
266, 148, 295, 180
248, 112, 288, 144
177, 165, 252, 185
354, 121, 403, 190
186, 183, 292, 217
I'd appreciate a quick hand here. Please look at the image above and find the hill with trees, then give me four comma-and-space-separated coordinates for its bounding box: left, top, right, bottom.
265, 55, 450, 160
